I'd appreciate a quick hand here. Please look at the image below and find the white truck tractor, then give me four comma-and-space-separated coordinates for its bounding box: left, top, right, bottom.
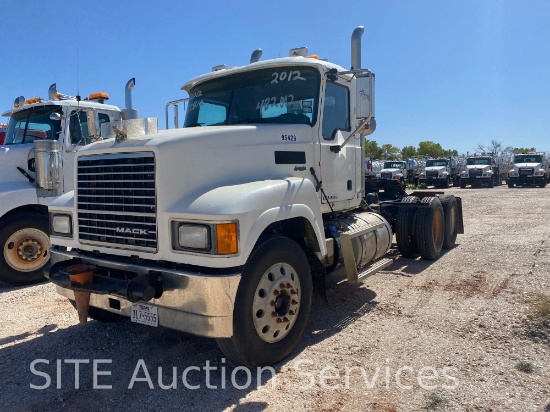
418, 157, 460, 188
0, 79, 139, 285
378, 161, 410, 186
507, 153, 549, 188
45, 27, 464, 367
459, 154, 507, 188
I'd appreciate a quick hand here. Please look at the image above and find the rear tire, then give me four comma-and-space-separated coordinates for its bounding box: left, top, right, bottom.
396, 196, 420, 258
414, 197, 444, 260
68, 300, 126, 322
439, 195, 458, 249
459, 179, 466, 189
216, 237, 312, 367
0, 212, 50, 286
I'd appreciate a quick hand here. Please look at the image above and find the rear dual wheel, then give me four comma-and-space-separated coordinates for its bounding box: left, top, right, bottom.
414, 197, 445, 260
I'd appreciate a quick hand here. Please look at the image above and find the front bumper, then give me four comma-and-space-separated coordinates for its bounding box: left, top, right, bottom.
418, 177, 447, 185
508, 176, 545, 185
460, 176, 492, 184
46, 248, 241, 338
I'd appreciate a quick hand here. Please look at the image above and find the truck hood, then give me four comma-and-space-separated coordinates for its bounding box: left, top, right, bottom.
0, 145, 35, 187
380, 168, 403, 174
512, 163, 542, 169
424, 166, 446, 173
75, 124, 317, 211
466, 165, 490, 171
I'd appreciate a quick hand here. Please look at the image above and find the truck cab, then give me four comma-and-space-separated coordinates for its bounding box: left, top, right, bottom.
418, 158, 454, 188
507, 153, 549, 188
378, 161, 408, 185
45, 27, 463, 367
0, 85, 126, 285
459, 155, 504, 188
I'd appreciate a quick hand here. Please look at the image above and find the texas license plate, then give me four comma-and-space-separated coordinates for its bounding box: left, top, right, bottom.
131, 303, 158, 327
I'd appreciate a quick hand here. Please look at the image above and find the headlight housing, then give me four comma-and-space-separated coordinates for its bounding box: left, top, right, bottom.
535, 169, 545, 176
509, 169, 518, 177
50, 213, 73, 238
171, 220, 238, 255
461, 171, 468, 177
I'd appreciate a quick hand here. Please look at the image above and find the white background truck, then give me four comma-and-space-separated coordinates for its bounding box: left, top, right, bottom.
418, 157, 461, 188
459, 154, 508, 188
507, 152, 549, 188
46, 27, 463, 367
0, 80, 140, 285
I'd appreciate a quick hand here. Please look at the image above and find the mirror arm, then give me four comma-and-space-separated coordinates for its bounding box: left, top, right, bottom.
330, 113, 372, 153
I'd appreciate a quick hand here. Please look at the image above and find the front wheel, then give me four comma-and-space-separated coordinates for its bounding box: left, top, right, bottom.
216, 237, 312, 367
459, 179, 467, 189
508, 181, 514, 188
0, 213, 50, 286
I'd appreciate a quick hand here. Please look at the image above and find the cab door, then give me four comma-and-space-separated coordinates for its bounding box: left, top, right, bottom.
318, 80, 359, 205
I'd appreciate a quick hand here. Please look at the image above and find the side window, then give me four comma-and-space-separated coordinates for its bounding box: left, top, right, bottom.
70, 112, 111, 144
322, 82, 350, 140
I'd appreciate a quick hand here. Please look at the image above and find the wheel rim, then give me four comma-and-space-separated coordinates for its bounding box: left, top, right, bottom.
252, 262, 301, 343
4, 228, 50, 272
432, 209, 444, 246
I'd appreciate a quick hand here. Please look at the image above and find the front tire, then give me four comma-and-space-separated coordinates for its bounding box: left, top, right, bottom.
0, 213, 50, 286
508, 181, 514, 188
459, 179, 467, 189
216, 237, 312, 367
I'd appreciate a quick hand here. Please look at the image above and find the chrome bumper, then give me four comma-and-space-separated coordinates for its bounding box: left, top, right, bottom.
49, 248, 241, 338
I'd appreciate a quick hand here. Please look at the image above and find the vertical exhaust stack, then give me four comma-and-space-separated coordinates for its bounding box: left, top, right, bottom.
122, 78, 138, 120
250, 48, 263, 64
48, 84, 57, 100
351, 26, 364, 70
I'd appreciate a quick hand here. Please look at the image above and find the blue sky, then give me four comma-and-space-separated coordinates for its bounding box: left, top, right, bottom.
1, 0, 548, 154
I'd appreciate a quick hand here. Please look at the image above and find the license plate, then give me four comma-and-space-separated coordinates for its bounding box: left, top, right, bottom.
131, 303, 158, 327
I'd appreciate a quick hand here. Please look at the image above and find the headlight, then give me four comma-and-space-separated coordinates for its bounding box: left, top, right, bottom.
535, 169, 545, 176
420, 173, 425, 177
50, 213, 72, 237
177, 224, 211, 251
171, 221, 239, 255
484, 170, 493, 176
461, 171, 468, 177
376, 173, 381, 178
509, 170, 517, 176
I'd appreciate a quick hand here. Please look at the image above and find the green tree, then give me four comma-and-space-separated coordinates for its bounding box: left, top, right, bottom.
364, 139, 383, 159
401, 145, 417, 158
417, 141, 446, 158
381, 144, 401, 160
513, 147, 536, 154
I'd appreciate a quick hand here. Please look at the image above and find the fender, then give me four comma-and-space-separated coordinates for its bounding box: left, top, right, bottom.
0, 182, 40, 220
167, 177, 326, 265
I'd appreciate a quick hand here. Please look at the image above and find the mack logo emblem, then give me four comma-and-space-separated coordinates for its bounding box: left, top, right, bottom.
116, 227, 149, 235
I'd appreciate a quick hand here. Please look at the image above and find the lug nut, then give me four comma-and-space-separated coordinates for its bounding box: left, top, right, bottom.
289, 310, 295, 316
282, 317, 289, 323
276, 318, 284, 324
274, 290, 280, 296
290, 289, 297, 295
292, 300, 299, 305
271, 311, 278, 317
270, 301, 276, 307
286, 283, 292, 288
279, 283, 287, 289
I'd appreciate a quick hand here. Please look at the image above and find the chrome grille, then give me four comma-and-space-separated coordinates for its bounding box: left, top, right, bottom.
519, 168, 533, 176
469, 168, 482, 176
77, 153, 157, 252
380, 172, 392, 180
426, 170, 439, 177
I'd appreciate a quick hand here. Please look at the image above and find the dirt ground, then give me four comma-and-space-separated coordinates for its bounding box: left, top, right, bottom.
0, 185, 548, 412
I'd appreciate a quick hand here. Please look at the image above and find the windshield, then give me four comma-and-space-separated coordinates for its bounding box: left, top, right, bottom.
5, 106, 62, 145
467, 158, 491, 165
383, 162, 404, 169
426, 159, 448, 167
514, 155, 542, 163
185, 66, 320, 127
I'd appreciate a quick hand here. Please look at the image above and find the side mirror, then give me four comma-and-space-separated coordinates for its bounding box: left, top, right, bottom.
356, 74, 374, 120
49, 112, 61, 121
86, 109, 101, 138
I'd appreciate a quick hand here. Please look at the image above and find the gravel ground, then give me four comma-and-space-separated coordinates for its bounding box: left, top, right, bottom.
0, 186, 548, 411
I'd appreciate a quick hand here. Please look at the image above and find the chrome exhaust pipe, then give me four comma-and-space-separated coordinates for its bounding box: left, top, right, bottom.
351, 26, 364, 70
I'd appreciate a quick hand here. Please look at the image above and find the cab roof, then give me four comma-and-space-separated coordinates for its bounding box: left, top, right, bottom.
2, 99, 121, 117
181, 56, 349, 92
